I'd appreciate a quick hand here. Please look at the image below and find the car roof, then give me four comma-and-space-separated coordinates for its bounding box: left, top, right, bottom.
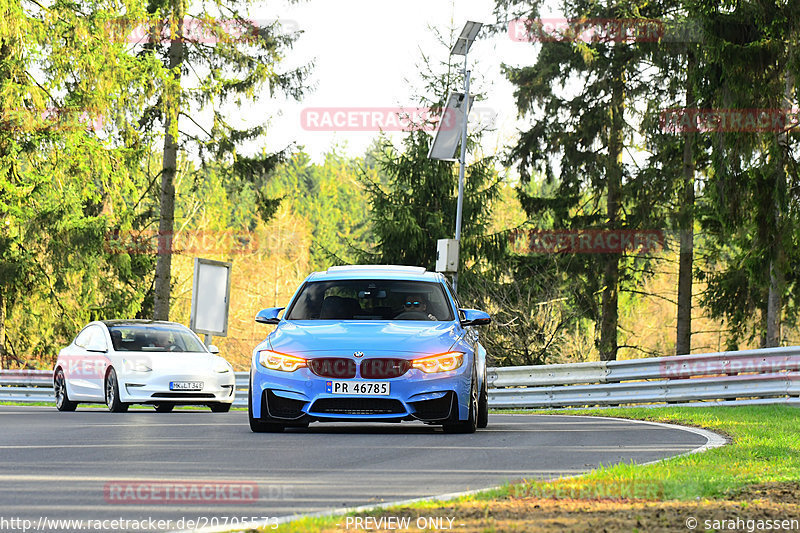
101, 320, 188, 328
306, 265, 444, 282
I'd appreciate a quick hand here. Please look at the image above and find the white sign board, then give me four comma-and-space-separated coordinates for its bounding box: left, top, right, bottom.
436, 239, 459, 273
189, 258, 232, 337
428, 92, 474, 161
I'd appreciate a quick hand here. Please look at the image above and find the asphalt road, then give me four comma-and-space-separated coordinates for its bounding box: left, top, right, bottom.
0, 406, 708, 532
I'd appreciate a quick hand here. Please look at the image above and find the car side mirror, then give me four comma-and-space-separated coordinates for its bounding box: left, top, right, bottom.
460, 309, 491, 327
255, 307, 284, 325
208, 345, 220, 354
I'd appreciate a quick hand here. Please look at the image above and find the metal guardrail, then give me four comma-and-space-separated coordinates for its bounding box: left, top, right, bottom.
2, 346, 799, 409
488, 346, 800, 408
0, 370, 253, 407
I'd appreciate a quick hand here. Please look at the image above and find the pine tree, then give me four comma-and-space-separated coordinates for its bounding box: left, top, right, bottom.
495, 0, 672, 360
362, 131, 500, 271
133, 1, 312, 320
695, 0, 799, 347
0, 0, 160, 365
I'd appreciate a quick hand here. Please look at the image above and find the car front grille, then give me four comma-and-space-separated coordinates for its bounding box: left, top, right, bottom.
308, 358, 357, 378
359, 358, 411, 379
310, 398, 406, 415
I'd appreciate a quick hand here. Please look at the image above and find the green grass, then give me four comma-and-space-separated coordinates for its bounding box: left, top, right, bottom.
264, 405, 799, 532
487, 406, 799, 501
0, 401, 56, 407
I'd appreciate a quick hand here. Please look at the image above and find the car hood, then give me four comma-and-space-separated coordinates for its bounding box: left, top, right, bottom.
268, 321, 461, 356
119, 352, 224, 372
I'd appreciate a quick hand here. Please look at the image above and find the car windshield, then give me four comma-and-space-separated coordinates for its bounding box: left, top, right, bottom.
285, 279, 454, 321
107, 325, 207, 353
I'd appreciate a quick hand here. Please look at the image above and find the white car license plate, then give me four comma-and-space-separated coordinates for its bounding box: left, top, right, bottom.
326, 381, 390, 396
170, 381, 203, 391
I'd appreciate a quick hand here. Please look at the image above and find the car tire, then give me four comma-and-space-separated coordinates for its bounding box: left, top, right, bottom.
443, 367, 478, 434
154, 404, 174, 413
477, 371, 489, 429
54, 368, 78, 412
248, 376, 284, 433
209, 403, 232, 413
105, 368, 128, 413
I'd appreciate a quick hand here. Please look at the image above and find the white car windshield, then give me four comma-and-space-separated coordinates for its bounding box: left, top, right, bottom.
107, 325, 207, 353
285, 279, 454, 321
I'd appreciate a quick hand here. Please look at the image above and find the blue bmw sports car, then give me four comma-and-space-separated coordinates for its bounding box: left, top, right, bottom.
248, 265, 492, 433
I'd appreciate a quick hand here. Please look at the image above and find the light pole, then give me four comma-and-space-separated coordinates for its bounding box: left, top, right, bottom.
449, 21, 482, 294
428, 22, 483, 295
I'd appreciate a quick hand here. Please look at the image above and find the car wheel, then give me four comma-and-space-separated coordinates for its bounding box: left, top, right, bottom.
54, 368, 77, 412
477, 371, 489, 429
105, 368, 128, 413
209, 403, 232, 413
154, 404, 174, 413
443, 367, 478, 434
248, 377, 284, 433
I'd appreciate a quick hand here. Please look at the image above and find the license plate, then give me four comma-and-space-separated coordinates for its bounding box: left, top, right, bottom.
170, 381, 203, 391
326, 381, 390, 396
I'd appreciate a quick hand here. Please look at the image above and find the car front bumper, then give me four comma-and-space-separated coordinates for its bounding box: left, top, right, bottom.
119, 371, 236, 404
250, 362, 472, 423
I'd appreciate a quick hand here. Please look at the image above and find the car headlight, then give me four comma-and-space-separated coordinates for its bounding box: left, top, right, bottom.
214, 360, 233, 373
411, 352, 464, 373
258, 350, 307, 372
124, 359, 152, 373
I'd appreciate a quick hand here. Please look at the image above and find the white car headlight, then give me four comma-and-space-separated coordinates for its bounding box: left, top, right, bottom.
214, 360, 233, 373
123, 358, 152, 373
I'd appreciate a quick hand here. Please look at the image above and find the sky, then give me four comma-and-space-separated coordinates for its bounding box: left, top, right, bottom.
244, 0, 536, 164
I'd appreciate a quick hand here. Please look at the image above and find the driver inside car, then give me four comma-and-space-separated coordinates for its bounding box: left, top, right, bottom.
403, 295, 438, 321
154, 331, 176, 351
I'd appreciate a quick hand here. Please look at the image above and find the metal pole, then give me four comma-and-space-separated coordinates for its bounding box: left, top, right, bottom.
453, 52, 470, 295
204, 333, 212, 348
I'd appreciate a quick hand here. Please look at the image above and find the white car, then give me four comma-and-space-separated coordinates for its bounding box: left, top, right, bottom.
53, 320, 236, 412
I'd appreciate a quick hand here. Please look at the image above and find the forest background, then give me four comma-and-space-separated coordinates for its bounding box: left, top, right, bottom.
1, 0, 798, 370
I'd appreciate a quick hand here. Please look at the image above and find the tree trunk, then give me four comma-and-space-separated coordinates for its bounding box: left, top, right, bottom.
766, 255, 784, 346
676, 50, 696, 355
153, 4, 185, 321
0, 294, 6, 369
765, 45, 794, 347
599, 63, 624, 362
0, 37, 12, 369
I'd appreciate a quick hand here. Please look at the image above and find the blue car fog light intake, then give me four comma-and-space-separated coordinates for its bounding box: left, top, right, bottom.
409, 391, 456, 421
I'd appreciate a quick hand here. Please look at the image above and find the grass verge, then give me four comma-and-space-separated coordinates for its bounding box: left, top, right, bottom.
261, 405, 800, 533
